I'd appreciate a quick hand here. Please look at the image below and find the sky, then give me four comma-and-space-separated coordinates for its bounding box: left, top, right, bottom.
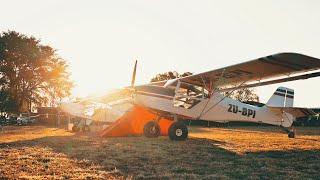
1, 0, 320, 107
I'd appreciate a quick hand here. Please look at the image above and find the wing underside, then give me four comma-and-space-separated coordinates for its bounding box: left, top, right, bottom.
177, 53, 320, 90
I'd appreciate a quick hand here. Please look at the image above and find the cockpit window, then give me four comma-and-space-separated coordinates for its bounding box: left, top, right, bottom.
174, 82, 208, 109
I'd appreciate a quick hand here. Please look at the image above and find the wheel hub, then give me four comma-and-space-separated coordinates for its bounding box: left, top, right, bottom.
150, 126, 156, 134
175, 129, 183, 136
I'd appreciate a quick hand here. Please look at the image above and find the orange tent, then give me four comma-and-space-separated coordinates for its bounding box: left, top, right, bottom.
100, 105, 173, 137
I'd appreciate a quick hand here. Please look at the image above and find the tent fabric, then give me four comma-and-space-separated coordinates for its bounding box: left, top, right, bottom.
100, 105, 173, 137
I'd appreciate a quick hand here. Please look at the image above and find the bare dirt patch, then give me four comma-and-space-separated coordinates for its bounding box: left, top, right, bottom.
0, 125, 319, 179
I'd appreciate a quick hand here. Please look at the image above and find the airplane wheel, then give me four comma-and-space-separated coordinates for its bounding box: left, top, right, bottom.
143, 121, 160, 138
72, 125, 80, 132
82, 125, 90, 132
288, 131, 295, 138
168, 122, 188, 141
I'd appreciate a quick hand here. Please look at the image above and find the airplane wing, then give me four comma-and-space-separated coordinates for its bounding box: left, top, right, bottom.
176, 53, 320, 91
149, 80, 168, 86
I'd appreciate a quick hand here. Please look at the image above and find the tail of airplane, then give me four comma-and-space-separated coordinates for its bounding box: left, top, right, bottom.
266, 87, 294, 107
266, 87, 295, 129
266, 87, 317, 130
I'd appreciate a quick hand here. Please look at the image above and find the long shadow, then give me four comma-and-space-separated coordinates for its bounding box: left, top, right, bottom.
190, 125, 282, 133
191, 126, 320, 138
295, 137, 320, 142
1, 133, 320, 179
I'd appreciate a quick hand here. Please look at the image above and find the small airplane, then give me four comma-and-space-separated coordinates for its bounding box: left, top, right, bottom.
119, 52, 320, 140
62, 53, 320, 141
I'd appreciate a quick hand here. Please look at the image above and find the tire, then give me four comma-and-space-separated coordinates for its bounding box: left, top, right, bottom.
143, 121, 161, 138
168, 122, 188, 141
82, 125, 90, 132
72, 125, 80, 132
288, 131, 295, 138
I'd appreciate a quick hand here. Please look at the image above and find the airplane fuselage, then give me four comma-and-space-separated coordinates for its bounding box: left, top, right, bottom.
134, 86, 293, 128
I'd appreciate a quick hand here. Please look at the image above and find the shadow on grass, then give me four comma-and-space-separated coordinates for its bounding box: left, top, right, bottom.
295, 137, 320, 142
191, 126, 320, 137
1, 133, 320, 179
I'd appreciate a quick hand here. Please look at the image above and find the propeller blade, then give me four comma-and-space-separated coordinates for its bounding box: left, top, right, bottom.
131, 60, 138, 87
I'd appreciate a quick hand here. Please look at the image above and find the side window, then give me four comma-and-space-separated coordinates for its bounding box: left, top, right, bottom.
173, 82, 207, 109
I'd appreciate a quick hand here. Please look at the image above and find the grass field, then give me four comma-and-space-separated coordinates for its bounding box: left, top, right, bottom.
0, 125, 319, 179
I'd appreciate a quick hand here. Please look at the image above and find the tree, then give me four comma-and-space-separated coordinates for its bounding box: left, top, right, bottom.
0, 31, 73, 113
224, 88, 260, 102
0, 90, 17, 113
150, 71, 192, 82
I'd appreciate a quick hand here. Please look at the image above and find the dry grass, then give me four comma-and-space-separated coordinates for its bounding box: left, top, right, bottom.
0, 125, 320, 179
0, 126, 123, 179
189, 126, 320, 154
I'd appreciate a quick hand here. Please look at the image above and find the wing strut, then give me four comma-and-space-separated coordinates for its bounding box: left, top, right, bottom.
196, 70, 227, 120
196, 80, 248, 120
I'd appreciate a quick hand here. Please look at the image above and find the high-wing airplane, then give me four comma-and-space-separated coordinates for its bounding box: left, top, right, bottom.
62, 53, 320, 141
117, 52, 320, 140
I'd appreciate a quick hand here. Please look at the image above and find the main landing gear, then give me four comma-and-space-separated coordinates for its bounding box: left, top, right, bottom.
168, 121, 188, 141
143, 120, 189, 141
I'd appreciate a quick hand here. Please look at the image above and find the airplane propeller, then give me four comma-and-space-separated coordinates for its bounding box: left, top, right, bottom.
126, 59, 138, 99
131, 59, 138, 88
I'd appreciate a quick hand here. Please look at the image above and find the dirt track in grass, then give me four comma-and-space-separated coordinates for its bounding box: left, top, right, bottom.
0, 125, 319, 179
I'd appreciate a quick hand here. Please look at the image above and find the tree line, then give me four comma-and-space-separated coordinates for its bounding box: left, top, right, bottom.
0, 31, 73, 113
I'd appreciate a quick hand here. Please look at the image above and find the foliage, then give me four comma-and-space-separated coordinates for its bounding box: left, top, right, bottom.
150, 71, 192, 82
0, 90, 17, 112
224, 88, 260, 102
0, 31, 73, 113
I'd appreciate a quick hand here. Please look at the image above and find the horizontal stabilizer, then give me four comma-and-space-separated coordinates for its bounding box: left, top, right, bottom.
269, 107, 317, 118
